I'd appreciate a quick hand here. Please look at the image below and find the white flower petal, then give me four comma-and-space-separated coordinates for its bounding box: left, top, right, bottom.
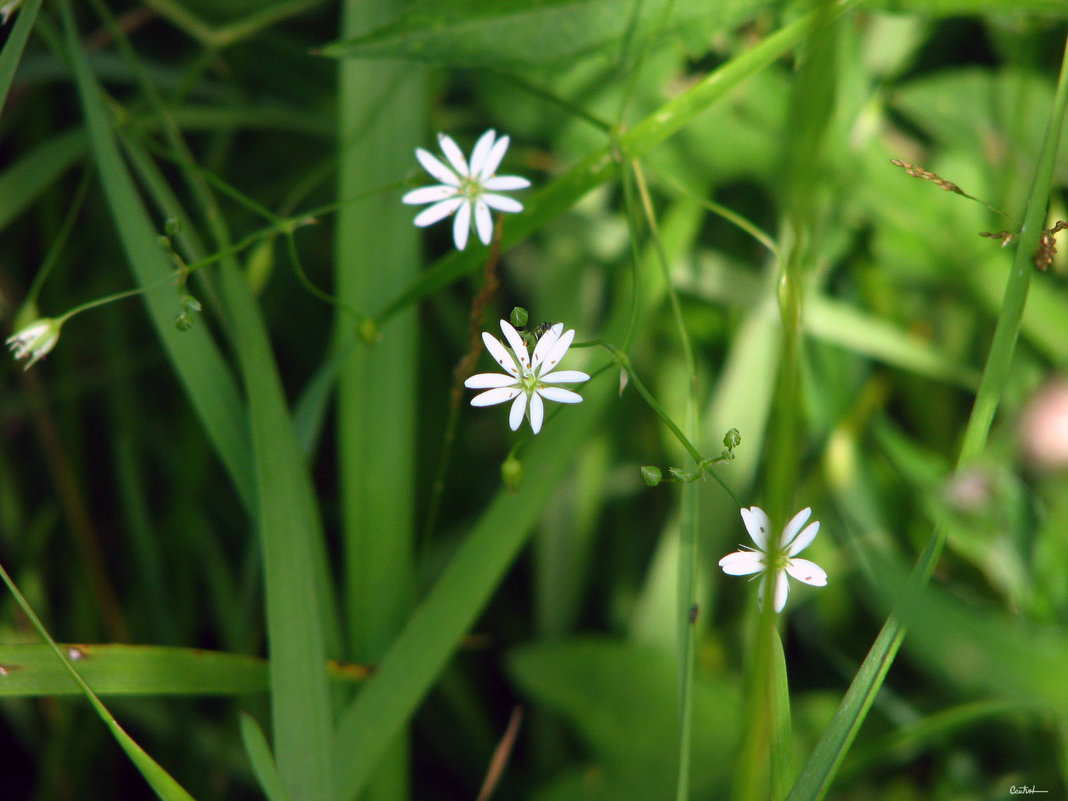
540, 328, 575, 375
718, 550, 764, 576
740, 506, 771, 551
468, 129, 497, 179
531, 323, 561, 368
412, 197, 464, 227
416, 148, 461, 187
482, 332, 520, 378
452, 201, 472, 250
508, 392, 527, 431
528, 391, 544, 434
464, 372, 519, 389
786, 521, 820, 557
470, 387, 521, 407
482, 194, 524, 214
537, 386, 583, 404
500, 320, 531, 371
480, 133, 511, 179
780, 507, 813, 548
540, 370, 589, 384
474, 197, 494, 245
785, 558, 827, 587
484, 175, 531, 191
772, 571, 790, 613
437, 133, 470, 177
402, 185, 458, 205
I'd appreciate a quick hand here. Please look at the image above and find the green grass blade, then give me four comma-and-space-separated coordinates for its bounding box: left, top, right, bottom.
334, 1, 423, 797
0, 643, 367, 696
0, 644, 269, 696
335, 0, 421, 667
0, 562, 198, 801
240, 713, 295, 801
769, 630, 793, 801
0, 0, 43, 118
218, 262, 336, 801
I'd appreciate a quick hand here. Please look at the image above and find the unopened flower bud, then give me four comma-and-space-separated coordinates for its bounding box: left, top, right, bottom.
640, 465, 662, 486
6, 318, 62, 370
501, 454, 523, 494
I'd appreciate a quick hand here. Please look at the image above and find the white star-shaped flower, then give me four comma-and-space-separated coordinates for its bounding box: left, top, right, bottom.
6, 318, 62, 370
402, 129, 530, 251
719, 506, 828, 613
464, 320, 590, 435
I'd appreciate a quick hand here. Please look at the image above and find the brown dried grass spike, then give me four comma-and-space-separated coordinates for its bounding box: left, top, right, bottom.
890, 159, 964, 195
1035, 220, 1068, 271
979, 230, 1016, 247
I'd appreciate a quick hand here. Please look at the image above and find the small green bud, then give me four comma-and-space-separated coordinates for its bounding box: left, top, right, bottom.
502, 455, 523, 494
358, 318, 379, 345
245, 238, 275, 296
668, 466, 698, 482
510, 307, 529, 328
164, 217, 181, 237
640, 465, 662, 487
723, 428, 741, 449
175, 293, 201, 331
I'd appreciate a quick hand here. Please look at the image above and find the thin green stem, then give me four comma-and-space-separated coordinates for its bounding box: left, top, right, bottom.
24, 165, 94, 311
597, 341, 738, 505
57, 272, 179, 325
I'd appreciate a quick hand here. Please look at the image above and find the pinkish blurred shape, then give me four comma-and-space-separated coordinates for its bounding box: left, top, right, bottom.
1020, 377, 1068, 470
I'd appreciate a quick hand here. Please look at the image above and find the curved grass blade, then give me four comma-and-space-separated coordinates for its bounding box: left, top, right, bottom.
240, 713, 295, 801
0, 561, 198, 801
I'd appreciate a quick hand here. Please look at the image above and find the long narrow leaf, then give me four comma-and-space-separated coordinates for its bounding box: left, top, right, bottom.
0, 643, 368, 696
0, 0, 43, 118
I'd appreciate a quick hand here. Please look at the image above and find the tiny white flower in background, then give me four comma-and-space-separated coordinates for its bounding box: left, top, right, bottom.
402, 129, 530, 251
719, 506, 828, 613
6, 318, 62, 370
464, 319, 589, 435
